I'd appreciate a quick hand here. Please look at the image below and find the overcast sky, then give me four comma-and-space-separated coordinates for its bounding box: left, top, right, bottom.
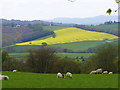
0, 0, 118, 20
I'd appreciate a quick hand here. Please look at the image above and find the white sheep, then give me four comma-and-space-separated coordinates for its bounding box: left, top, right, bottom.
108, 72, 113, 74
102, 71, 108, 74
13, 70, 17, 72
90, 70, 97, 74
0, 75, 9, 80
66, 72, 72, 78
96, 68, 103, 74
57, 72, 64, 78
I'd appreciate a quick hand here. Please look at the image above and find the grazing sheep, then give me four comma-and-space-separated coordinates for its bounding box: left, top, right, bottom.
96, 68, 103, 74
57, 72, 64, 78
90, 70, 97, 74
0, 75, 9, 80
102, 71, 108, 74
62, 74, 64, 78
108, 72, 113, 74
13, 70, 17, 72
66, 72, 72, 78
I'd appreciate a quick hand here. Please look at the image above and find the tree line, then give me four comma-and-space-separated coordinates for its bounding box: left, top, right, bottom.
2, 43, 119, 74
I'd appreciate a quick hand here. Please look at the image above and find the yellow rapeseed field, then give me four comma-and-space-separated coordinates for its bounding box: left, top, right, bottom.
16, 28, 118, 45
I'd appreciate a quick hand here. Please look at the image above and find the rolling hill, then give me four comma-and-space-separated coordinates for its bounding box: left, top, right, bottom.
16, 27, 118, 45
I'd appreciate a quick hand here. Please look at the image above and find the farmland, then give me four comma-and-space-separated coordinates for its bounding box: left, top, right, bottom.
2, 71, 118, 88
90, 23, 118, 32
9, 52, 94, 59
42, 26, 70, 31
16, 27, 118, 45
49, 40, 105, 52
3, 40, 103, 52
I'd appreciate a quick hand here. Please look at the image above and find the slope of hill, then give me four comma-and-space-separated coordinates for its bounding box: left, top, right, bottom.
90, 23, 118, 35
75, 23, 119, 36
16, 27, 118, 45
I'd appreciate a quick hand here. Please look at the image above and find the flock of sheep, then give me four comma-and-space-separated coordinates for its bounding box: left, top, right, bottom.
0, 68, 113, 80
90, 68, 113, 74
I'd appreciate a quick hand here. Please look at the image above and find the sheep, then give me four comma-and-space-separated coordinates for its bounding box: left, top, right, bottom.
66, 72, 72, 78
90, 70, 97, 74
0, 75, 9, 80
13, 70, 17, 72
96, 68, 103, 74
57, 72, 64, 78
62, 74, 64, 78
102, 71, 108, 74
108, 72, 113, 74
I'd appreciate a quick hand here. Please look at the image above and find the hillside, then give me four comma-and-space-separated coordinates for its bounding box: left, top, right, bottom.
2, 25, 69, 46
2, 19, 72, 46
75, 23, 119, 36
16, 27, 118, 45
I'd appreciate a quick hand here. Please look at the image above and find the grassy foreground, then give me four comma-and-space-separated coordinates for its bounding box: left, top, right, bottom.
2, 71, 118, 88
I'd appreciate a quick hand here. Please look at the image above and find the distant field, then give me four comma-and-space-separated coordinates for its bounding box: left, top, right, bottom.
2, 71, 118, 88
4, 40, 104, 52
49, 41, 104, 52
16, 27, 118, 45
90, 23, 118, 31
42, 26, 70, 31
57, 53, 94, 58
3, 39, 118, 53
3, 45, 40, 52
9, 53, 29, 56
9, 52, 94, 59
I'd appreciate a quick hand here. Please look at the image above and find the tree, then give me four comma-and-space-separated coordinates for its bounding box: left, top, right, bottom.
2, 51, 10, 63
90, 43, 118, 72
53, 57, 81, 73
1, 51, 19, 71
52, 33, 56, 38
42, 42, 47, 47
26, 47, 57, 73
106, 0, 120, 15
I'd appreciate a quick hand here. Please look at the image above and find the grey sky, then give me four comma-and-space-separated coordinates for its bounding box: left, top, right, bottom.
0, 0, 118, 20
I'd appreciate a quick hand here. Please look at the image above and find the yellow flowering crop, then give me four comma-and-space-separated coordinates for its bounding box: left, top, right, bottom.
16, 28, 119, 45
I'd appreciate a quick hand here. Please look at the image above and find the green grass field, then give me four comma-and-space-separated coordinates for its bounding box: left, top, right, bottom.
57, 53, 94, 58
9, 53, 29, 56
2, 40, 117, 53
49, 41, 105, 52
4, 40, 105, 52
9, 52, 94, 59
2, 71, 118, 88
90, 23, 118, 31
42, 26, 70, 31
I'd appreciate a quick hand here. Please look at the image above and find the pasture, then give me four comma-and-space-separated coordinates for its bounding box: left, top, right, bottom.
49, 40, 104, 52
42, 26, 70, 31
90, 23, 118, 32
3, 40, 103, 52
9, 52, 94, 59
3, 38, 118, 53
2, 71, 118, 88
